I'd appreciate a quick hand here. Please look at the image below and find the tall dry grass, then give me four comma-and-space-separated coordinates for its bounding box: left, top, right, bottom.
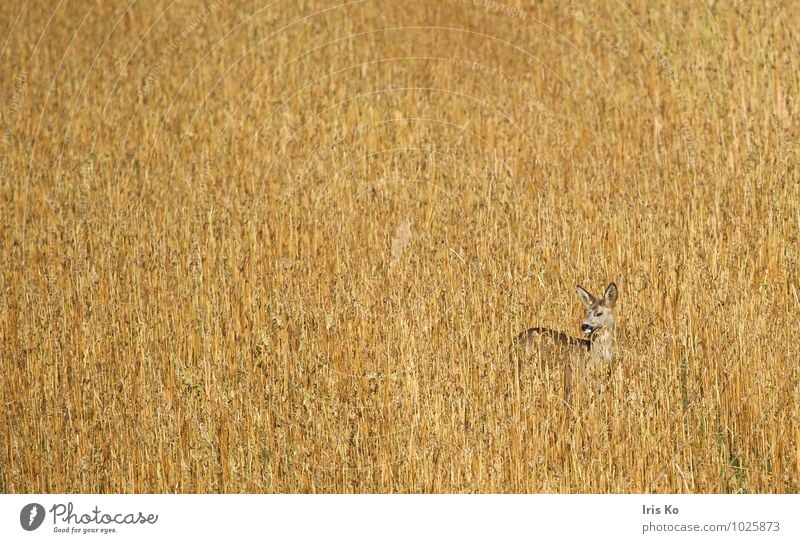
0, 0, 798, 493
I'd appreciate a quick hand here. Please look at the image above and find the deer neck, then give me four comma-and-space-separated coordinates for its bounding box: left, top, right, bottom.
590, 327, 614, 363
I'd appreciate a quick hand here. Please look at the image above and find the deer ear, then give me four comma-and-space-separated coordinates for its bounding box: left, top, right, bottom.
603, 282, 618, 307
576, 285, 595, 308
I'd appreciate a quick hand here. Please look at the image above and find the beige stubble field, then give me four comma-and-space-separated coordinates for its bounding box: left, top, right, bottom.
1, 1, 798, 493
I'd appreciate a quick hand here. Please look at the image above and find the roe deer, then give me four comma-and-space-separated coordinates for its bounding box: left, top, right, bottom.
512, 282, 618, 398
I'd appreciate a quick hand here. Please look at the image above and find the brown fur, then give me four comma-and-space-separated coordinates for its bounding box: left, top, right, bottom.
515, 326, 591, 352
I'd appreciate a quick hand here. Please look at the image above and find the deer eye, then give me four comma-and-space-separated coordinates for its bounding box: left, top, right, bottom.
596, 311, 603, 317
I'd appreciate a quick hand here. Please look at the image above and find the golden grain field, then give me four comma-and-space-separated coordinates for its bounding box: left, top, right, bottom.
1, 0, 799, 494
